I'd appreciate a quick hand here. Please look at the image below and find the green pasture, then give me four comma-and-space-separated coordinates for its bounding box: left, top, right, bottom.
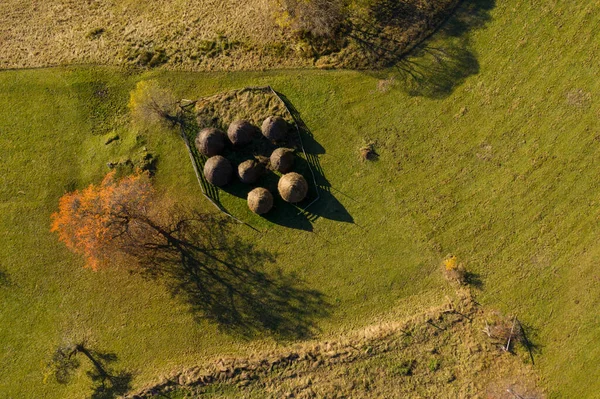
1, 0, 599, 397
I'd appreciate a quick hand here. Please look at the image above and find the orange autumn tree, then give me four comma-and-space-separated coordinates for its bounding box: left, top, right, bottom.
51, 170, 154, 270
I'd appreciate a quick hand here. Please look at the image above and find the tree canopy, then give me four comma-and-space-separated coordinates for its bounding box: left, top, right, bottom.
50, 170, 154, 270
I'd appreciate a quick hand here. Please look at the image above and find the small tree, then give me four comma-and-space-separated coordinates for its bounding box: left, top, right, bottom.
442, 254, 467, 284
50, 170, 154, 270
128, 79, 179, 127
277, 0, 347, 38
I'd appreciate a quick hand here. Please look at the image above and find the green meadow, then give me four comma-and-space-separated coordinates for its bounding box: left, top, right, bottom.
1, 0, 599, 397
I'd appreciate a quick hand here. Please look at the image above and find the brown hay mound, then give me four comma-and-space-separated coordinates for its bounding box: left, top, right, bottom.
204, 155, 233, 186
261, 116, 288, 142
247, 187, 274, 215
227, 120, 256, 146
195, 127, 226, 156
238, 160, 264, 184
270, 148, 295, 173
278, 172, 308, 203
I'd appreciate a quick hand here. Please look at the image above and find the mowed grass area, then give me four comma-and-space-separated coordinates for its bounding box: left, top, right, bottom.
0, 68, 449, 398
1, 0, 600, 398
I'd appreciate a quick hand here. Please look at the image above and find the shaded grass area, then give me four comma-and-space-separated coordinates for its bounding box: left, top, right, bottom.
47, 342, 133, 399
131, 211, 331, 339
1, 1, 600, 397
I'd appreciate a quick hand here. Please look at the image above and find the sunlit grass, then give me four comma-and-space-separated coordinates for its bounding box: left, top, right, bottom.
1, 1, 600, 397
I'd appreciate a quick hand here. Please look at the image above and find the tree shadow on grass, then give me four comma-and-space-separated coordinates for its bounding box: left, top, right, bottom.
518, 320, 542, 366
360, 0, 496, 98
394, 0, 496, 98
133, 211, 330, 339
464, 270, 484, 290
48, 342, 133, 398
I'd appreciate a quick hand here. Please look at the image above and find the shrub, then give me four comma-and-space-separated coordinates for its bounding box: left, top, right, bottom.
390, 359, 415, 376
428, 358, 440, 372
442, 255, 467, 284
50, 170, 154, 270
359, 142, 378, 161
277, 0, 347, 38
128, 80, 178, 127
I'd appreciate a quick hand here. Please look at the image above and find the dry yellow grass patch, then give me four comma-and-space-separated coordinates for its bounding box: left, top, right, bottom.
131, 291, 543, 398
0, 0, 310, 70
1, 0, 459, 71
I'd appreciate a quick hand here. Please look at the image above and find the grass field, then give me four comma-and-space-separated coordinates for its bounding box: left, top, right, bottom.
1, 0, 600, 397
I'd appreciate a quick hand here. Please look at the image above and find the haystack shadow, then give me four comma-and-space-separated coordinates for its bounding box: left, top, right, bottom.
184, 89, 353, 231
275, 92, 354, 225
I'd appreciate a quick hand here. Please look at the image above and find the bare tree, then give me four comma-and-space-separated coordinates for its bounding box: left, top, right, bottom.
128, 79, 180, 127
279, 0, 347, 37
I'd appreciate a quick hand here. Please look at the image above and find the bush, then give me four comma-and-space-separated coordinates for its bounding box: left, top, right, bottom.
128, 80, 178, 127
428, 358, 440, 372
390, 359, 415, 376
277, 0, 347, 37
482, 312, 524, 351
442, 255, 467, 284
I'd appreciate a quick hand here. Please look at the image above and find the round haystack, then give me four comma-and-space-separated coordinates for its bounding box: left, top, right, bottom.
204, 155, 233, 186
270, 148, 295, 173
227, 120, 256, 146
238, 160, 264, 184
195, 127, 226, 156
261, 116, 288, 142
278, 172, 308, 203
247, 187, 274, 215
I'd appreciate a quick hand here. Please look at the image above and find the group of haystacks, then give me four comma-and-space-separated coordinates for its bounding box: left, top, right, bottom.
195, 116, 308, 215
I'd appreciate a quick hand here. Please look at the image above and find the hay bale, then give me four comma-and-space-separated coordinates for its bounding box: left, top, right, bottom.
195, 127, 226, 156
261, 116, 288, 142
238, 160, 264, 184
227, 120, 256, 146
270, 148, 295, 173
278, 172, 308, 203
247, 187, 274, 215
204, 155, 233, 186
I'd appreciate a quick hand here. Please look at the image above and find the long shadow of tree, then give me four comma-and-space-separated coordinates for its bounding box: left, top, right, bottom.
131, 210, 330, 339
47, 341, 132, 398
353, 0, 495, 98
395, 0, 496, 98
518, 319, 542, 366
344, 0, 439, 67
